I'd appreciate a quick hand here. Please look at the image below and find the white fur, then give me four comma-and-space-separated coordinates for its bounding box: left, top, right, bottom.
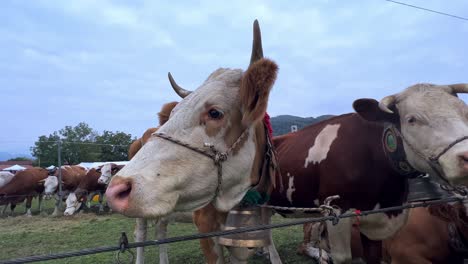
97, 163, 113, 185
326, 208, 353, 264
358, 204, 408, 240
43, 176, 58, 196
286, 173, 295, 204
64, 192, 81, 216
394, 84, 468, 183
0, 171, 15, 188
304, 124, 340, 168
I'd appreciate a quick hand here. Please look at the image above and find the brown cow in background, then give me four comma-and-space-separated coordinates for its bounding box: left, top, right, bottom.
0, 167, 48, 216
43, 165, 88, 216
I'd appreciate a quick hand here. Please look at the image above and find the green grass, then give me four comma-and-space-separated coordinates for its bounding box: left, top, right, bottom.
0, 199, 313, 263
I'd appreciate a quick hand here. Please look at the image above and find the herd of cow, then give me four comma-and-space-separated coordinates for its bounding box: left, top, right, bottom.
2, 19, 468, 264
0, 162, 124, 217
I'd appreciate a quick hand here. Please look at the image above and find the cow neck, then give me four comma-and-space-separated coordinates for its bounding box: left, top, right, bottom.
383, 122, 468, 186
381, 123, 423, 178
241, 114, 283, 206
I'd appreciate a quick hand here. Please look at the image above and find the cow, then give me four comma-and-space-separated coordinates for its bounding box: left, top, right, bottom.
106, 18, 468, 263
0, 167, 48, 216
380, 202, 468, 264
43, 165, 88, 215
106, 19, 281, 264
63, 165, 120, 216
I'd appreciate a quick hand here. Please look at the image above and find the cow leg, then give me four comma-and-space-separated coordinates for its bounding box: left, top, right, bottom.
25, 196, 33, 217
98, 192, 104, 213
360, 234, 381, 264
298, 222, 330, 263
10, 203, 16, 216
260, 207, 282, 264
326, 209, 353, 264
156, 217, 169, 264
134, 218, 147, 264
1, 204, 8, 215
194, 205, 227, 264
52, 198, 60, 216
37, 195, 43, 213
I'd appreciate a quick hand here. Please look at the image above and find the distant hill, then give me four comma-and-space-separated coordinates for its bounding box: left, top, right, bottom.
270, 114, 335, 136
0, 152, 33, 162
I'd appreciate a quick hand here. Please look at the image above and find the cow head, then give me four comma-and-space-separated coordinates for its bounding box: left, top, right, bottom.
106, 20, 278, 218
353, 83, 468, 184
43, 176, 59, 199
97, 163, 124, 185
64, 192, 82, 216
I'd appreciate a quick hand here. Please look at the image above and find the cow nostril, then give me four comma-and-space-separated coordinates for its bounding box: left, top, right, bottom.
117, 182, 132, 200
459, 153, 468, 163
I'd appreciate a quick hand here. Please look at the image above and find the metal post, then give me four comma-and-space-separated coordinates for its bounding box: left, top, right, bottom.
57, 140, 63, 208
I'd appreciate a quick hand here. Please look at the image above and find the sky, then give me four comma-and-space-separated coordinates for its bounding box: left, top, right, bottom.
1, 0, 467, 157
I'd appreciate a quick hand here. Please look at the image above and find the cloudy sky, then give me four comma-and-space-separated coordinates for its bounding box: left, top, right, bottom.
1, 0, 467, 157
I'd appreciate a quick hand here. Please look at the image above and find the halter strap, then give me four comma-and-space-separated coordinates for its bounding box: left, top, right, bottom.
154, 129, 249, 202
392, 125, 468, 185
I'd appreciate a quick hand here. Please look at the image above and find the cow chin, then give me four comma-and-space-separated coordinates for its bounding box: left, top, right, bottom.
439, 143, 468, 185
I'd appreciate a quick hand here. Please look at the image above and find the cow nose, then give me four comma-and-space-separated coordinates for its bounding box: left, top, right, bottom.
459, 152, 468, 170
105, 177, 132, 212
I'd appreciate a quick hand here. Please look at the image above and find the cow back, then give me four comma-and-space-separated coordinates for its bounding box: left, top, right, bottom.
0, 167, 48, 203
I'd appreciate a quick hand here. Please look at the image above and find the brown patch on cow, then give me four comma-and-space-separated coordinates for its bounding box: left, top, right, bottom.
223, 108, 246, 154
0, 167, 49, 205
54, 165, 88, 191
193, 204, 228, 264
128, 127, 159, 160
158, 101, 178, 126
240, 58, 278, 125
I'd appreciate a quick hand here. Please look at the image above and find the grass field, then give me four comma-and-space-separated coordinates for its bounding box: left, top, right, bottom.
0, 199, 314, 263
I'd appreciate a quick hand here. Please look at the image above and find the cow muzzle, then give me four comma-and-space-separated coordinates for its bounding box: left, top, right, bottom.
105, 176, 133, 213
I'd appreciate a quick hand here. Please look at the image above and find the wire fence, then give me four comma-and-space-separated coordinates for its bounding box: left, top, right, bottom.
1, 195, 465, 264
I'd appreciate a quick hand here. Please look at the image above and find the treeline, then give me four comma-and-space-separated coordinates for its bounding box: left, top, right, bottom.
31, 122, 134, 167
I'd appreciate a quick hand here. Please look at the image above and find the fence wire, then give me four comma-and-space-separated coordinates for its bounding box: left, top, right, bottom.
1, 195, 465, 264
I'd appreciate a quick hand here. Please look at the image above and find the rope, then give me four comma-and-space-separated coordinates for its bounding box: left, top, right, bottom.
1, 195, 465, 264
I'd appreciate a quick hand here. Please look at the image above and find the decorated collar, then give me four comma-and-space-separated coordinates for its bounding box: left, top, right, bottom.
382, 124, 423, 178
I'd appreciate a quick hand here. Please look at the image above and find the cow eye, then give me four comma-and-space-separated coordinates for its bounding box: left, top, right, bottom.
407, 116, 416, 124
208, 109, 223, 119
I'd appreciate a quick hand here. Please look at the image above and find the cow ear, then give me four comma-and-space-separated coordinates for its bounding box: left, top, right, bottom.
353, 98, 397, 123
240, 58, 278, 126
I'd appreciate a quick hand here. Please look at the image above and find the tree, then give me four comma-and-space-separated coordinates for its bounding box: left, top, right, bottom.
31, 122, 134, 166
31, 122, 99, 166
8, 157, 32, 161
95, 131, 134, 161
31, 133, 60, 167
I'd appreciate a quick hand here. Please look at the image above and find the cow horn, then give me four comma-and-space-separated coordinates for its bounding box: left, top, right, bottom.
168, 72, 192, 98
448, 83, 468, 94
249, 19, 264, 66
378, 95, 396, 114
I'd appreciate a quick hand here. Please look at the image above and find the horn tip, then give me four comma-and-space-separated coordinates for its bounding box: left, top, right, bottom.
378, 102, 394, 114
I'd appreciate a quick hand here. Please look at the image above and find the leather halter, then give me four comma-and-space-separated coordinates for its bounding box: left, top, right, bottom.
387, 123, 468, 185
154, 129, 249, 203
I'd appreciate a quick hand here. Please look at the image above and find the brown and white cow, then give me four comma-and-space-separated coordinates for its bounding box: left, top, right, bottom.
0, 167, 48, 216
43, 165, 88, 215
63, 165, 122, 216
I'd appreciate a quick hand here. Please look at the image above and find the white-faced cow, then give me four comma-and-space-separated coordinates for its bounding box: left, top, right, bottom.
106, 20, 279, 263
0, 167, 48, 216
43, 165, 88, 216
